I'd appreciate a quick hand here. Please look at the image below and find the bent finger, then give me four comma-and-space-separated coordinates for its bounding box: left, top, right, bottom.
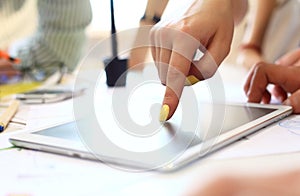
261, 90, 271, 104
243, 62, 266, 94
271, 85, 288, 102
193, 28, 232, 80
246, 64, 292, 103
284, 89, 300, 114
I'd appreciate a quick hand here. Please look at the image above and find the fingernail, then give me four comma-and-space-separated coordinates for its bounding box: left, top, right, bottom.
159, 104, 170, 122
185, 75, 199, 86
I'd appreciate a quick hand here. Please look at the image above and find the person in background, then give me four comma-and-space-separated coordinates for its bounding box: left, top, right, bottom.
128, 0, 169, 70
0, 0, 92, 83
238, 0, 300, 70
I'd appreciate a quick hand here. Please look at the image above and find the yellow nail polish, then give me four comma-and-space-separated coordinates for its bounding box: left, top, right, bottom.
185, 75, 199, 86
159, 104, 170, 122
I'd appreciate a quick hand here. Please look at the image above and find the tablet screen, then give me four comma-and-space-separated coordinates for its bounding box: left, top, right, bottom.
14, 103, 288, 171
34, 104, 276, 143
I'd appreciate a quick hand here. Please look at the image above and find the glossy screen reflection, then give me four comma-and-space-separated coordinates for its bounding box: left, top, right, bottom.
35, 104, 275, 149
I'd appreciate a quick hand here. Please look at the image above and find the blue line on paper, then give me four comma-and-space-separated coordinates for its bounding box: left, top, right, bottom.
279, 118, 300, 136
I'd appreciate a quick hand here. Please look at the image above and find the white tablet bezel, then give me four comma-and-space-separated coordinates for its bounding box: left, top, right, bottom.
9, 103, 292, 171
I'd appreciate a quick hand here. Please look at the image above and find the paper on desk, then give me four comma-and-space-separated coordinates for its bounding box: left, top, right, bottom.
210, 115, 300, 160
0, 148, 153, 196
0, 102, 30, 149
25, 99, 75, 129
0, 99, 74, 150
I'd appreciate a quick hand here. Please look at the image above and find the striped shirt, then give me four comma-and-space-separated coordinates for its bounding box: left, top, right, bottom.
1, 0, 92, 77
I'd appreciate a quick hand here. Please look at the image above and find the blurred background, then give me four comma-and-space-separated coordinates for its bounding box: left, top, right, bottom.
0, 0, 249, 67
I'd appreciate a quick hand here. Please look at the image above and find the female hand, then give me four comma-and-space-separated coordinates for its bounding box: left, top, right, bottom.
150, 0, 247, 121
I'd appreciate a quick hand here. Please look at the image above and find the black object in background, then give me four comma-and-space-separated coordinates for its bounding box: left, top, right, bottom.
104, 0, 128, 87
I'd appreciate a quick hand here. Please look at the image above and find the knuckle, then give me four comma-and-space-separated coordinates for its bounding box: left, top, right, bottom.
247, 91, 261, 103
168, 68, 184, 80
172, 24, 196, 43
253, 62, 266, 72
199, 66, 217, 79
205, 70, 216, 79
177, 23, 193, 35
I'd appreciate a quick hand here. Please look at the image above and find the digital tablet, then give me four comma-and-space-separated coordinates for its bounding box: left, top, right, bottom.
9, 102, 292, 172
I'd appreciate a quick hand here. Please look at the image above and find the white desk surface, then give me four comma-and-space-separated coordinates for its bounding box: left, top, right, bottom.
1, 64, 300, 196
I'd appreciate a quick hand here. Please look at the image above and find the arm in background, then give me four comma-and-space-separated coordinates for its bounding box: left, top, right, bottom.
237, 0, 286, 69
14, 0, 92, 74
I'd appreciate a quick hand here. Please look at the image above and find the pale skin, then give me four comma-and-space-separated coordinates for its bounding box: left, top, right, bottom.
150, 0, 248, 121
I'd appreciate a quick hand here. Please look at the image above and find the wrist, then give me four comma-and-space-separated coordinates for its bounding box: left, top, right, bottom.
239, 43, 262, 54
140, 14, 161, 25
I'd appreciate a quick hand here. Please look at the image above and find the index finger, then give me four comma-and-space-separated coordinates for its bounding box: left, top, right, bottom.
160, 50, 192, 122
